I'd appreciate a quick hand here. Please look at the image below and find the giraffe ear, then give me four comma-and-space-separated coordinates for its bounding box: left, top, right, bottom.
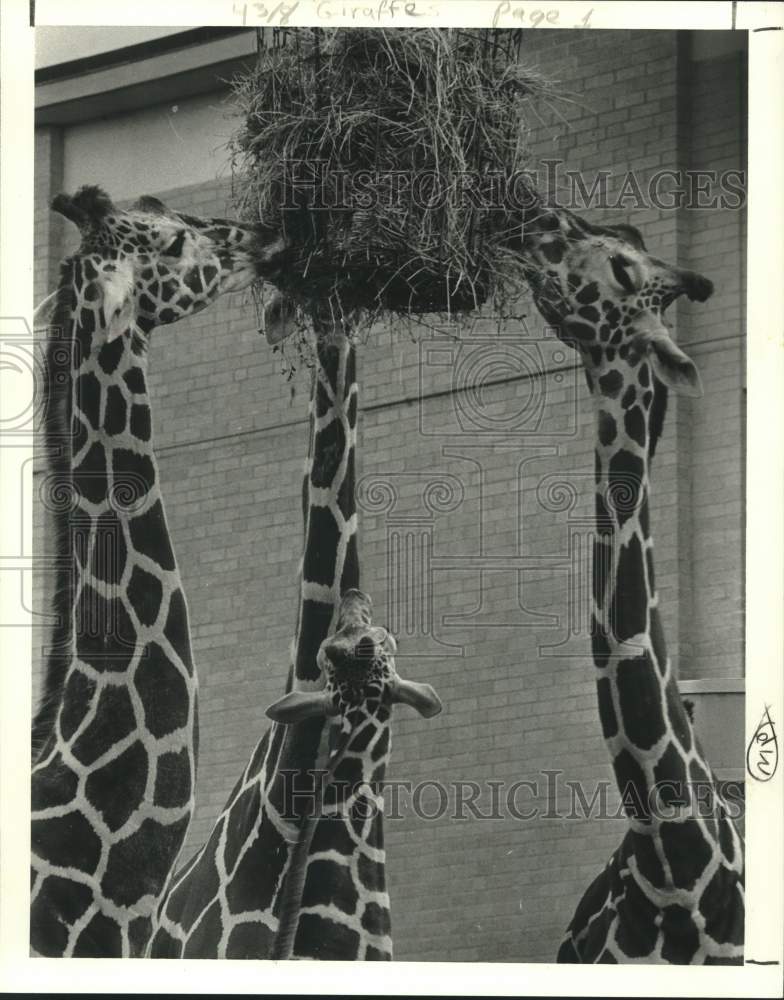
389, 677, 443, 719
263, 291, 297, 346
102, 270, 135, 342
646, 335, 702, 397
134, 195, 168, 214
33, 291, 59, 329
265, 690, 338, 723
632, 327, 703, 398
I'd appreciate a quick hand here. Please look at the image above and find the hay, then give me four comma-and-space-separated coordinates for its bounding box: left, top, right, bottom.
229, 28, 555, 331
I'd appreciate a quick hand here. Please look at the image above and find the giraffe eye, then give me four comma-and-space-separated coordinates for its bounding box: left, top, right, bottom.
609, 254, 637, 294
377, 627, 397, 653
162, 231, 186, 257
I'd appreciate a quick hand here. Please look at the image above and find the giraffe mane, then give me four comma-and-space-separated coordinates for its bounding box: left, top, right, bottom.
648, 375, 669, 461
31, 259, 80, 759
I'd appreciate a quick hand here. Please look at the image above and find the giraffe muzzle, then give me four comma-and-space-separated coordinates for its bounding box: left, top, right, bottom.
682, 271, 714, 303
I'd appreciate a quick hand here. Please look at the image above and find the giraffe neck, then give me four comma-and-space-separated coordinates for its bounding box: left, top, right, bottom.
270, 326, 358, 828
63, 257, 194, 714
273, 326, 384, 960
292, 327, 359, 689
274, 702, 393, 960
30, 257, 197, 956
590, 354, 688, 806
588, 351, 740, 888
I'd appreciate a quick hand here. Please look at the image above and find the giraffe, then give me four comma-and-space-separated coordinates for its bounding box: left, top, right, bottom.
30, 185, 285, 957
511, 203, 744, 963
149, 302, 442, 960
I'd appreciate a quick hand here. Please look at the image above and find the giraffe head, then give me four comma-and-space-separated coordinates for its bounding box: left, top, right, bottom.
50, 185, 285, 339
265, 589, 442, 730
520, 208, 713, 397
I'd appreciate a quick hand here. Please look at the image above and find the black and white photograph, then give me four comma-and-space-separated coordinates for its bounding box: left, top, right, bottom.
0, 0, 782, 994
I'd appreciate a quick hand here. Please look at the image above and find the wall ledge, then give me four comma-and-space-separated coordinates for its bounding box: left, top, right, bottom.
36, 32, 256, 126
679, 677, 745, 695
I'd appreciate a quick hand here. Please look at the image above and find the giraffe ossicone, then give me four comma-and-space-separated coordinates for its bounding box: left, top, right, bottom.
31, 186, 284, 958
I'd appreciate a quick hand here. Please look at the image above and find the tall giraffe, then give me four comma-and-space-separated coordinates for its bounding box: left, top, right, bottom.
513, 204, 744, 963
31, 185, 284, 957
149, 300, 441, 960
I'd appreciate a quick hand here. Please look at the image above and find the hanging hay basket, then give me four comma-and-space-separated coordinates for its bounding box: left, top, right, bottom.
229, 28, 554, 330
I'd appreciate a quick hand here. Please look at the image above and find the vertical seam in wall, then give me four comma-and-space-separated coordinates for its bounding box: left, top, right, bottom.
739, 43, 748, 677
47, 126, 65, 289
674, 30, 694, 676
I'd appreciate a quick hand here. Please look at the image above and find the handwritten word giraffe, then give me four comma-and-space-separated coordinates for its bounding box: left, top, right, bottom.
515, 204, 744, 963
149, 305, 441, 959
31, 185, 283, 957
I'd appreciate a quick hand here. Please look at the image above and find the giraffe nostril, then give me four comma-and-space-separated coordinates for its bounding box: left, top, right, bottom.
355, 636, 375, 660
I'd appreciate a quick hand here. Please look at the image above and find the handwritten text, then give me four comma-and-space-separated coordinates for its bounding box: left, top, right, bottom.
746, 705, 778, 782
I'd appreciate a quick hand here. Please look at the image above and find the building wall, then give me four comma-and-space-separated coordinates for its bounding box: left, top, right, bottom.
62, 90, 239, 202
679, 48, 746, 681
33, 29, 746, 962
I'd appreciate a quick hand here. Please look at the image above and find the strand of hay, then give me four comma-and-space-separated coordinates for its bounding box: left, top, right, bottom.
229, 28, 555, 335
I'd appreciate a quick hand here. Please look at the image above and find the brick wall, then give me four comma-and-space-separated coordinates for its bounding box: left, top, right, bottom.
678, 48, 746, 680
32, 29, 746, 962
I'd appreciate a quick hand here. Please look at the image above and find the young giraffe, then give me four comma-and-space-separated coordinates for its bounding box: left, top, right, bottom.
513, 204, 744, 963
149, 303, 441, 960
31, 185, 284, 957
